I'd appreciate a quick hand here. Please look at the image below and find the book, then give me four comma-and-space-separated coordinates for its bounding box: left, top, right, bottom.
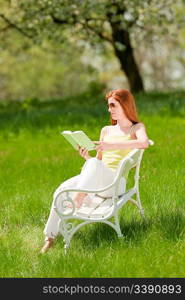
61, 130, 96, 151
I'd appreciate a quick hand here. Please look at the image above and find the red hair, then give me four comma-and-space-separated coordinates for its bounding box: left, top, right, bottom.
105, 89, 140, 125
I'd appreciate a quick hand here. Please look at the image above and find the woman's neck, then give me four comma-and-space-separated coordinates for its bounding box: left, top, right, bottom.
116, 120, 133, 129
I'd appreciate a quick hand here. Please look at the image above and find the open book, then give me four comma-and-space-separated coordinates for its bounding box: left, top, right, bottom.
61, 130, 96, 151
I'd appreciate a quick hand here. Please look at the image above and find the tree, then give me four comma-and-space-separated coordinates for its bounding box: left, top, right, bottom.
0, 0, 180, 92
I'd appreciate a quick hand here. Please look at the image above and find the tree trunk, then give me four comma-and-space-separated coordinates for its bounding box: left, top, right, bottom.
110, 23, 144, 93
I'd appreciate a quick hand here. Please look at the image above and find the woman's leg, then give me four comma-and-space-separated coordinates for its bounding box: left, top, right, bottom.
72, 157, 124, 207
67, 158, 104, 208
42, 158, 96, 243
41, 158, 125, 252
79, 158, 126, 198
41, 159, 101, 253
72, 158, 104, 207
41, 175, 80, 253
75, 157, 103, 190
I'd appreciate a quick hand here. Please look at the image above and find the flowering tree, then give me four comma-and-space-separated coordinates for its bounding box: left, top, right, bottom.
0, 0, 180, 92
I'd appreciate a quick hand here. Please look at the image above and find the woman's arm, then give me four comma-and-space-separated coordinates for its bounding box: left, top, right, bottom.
77, 145, 92, 160
78, 126, 108, 160
113, 123, 149, 149
95, 126, 108, 160
94, 123, 149, 151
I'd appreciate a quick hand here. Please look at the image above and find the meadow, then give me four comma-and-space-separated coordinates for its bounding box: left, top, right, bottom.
0, 91, 185, 277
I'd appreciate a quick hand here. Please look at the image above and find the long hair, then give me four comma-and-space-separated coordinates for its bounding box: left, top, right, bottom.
105, 89, 140, 125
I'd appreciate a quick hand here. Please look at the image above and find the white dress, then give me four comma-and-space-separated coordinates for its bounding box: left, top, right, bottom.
43, 157, 126, 239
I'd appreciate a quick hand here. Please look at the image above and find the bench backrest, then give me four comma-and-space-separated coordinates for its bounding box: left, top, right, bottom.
112, 140, 154, 196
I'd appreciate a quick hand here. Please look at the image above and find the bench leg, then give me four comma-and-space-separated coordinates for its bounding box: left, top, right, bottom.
58, 219, 73, 253
114, 213, 123, 238
136, 189, 145, 219
64, 241, 70, 255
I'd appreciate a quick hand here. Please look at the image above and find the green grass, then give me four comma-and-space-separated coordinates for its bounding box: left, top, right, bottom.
0, 90, 185, 278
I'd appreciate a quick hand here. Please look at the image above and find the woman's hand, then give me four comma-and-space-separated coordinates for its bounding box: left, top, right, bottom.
77, 145, 91, 160
93, 141, 115, 152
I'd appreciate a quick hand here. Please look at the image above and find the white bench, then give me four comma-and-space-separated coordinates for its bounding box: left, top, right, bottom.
54, 140, 154, 252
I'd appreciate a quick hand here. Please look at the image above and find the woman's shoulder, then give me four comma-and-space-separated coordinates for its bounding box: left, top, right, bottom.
131, 122, 147, 136
133, 122, 146, 129
101, 125, 114, 134
100, 125, 113, 139
101, 125, 111, 132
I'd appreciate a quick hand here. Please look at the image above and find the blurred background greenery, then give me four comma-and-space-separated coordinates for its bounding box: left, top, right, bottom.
0, 0, 185, 101
0, 1, 185, 278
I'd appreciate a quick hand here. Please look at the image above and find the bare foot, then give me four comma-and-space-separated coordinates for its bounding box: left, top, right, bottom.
40, 238, 54, 254
73, 192, 87, 208
66, 192, 87, 209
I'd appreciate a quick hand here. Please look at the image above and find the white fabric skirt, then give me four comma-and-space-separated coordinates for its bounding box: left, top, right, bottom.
43, 157, 126, 239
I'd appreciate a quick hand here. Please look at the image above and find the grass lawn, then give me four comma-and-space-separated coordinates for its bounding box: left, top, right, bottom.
0, 91, 185, 278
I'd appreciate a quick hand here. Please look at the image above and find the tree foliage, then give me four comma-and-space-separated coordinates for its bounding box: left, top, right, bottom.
0, 0, 184, 93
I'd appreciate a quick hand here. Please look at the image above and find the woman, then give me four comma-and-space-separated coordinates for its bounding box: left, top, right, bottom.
41, 89, 149, 253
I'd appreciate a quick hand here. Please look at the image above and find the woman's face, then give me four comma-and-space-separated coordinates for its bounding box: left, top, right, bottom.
107, 97, 126, 120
